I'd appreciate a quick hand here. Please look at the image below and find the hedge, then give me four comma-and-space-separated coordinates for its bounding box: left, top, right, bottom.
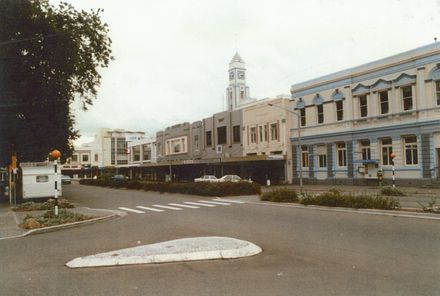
79, 179, 261, 196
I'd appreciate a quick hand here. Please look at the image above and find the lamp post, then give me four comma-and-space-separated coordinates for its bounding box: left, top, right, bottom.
50, 149, 61, 216
267, 103, 303, 190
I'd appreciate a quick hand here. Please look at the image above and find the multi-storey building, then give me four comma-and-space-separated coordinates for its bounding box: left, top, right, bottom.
242, 96, 294, 183
289, 43, 440, 185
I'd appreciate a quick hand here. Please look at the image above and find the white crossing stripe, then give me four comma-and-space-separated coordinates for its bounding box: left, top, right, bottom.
168, 203, 199, 209
152, 204, 183, 210
184, 202, 216, 207
136, 206, 164, 212
213, 198, 246, 204
198, 200, 231, 205
118, 207, 145, 214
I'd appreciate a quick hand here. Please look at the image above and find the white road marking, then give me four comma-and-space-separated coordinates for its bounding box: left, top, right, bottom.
213, 198, 246, 204
168, 203, 199, 209
118, 207, 145, 214
152, 205, 183, 210
136, 206, 164, 212
184, 202, 216, 207
199, 200, 231, 205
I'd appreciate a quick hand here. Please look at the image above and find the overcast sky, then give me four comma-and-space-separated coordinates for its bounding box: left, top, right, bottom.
56, 0, 440, 145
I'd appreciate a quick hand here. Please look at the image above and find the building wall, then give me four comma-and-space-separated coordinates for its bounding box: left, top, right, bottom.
202, 110, 243, 159
156, 123, 192, 162
289, 42, 440, 184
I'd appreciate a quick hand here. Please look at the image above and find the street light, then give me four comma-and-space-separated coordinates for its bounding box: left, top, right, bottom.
267, 103, 303, 190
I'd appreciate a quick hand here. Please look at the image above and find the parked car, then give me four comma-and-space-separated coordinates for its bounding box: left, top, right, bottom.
61, 175, 72, 185
111, 174, 128, 181
194, 175, 218, 182
218, 174, 252, 183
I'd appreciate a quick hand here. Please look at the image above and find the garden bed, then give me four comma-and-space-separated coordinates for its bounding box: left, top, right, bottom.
20, 210, 94, 229
261, 188, 401, 210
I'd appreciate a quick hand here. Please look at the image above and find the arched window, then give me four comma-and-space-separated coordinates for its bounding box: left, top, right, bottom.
331, 89, 344, 121
313, 94, 324, 124
428, 65, 440, 105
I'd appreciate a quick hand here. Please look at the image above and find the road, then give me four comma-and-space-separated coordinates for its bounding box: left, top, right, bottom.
1, 183, 439, 296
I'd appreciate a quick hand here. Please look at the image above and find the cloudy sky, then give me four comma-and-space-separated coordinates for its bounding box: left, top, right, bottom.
56, 0, 440, 145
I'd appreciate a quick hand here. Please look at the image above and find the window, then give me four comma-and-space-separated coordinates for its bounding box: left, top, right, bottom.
142, 145, 151, 161
270, 123, 278, 141
402, 86, 413, 111
317, 104, 324, 124
337, 143, 347, 167
359, 95, 368, 117
240, 91, 244, 99
217, 126, 227, 145
379, 91, 389, 114
301, 146, 309, 168
300, 108, 306, 126
317, 145, 326, 168
436, 80, 440, 106
233, 125, 240, 143
94, 154, 98, 162
36, 175, 49, 183
259, 126, 263, 142
250, 127, 257, 143
336, 101, 343, 121
206, 131, 212, 146
264, 125, 268, 141
133, 146, 140, 162
381, 138, 393, 165
404, 136, 418, 165
82, 154, 89, 162
174, 144, 181, 153
360, 140, 371, 160
318, 155, 327, 168
71, 154, 78, 162
194, 135, 199, 150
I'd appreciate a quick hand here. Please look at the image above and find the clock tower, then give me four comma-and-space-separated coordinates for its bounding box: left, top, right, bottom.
226, 52, 253, 111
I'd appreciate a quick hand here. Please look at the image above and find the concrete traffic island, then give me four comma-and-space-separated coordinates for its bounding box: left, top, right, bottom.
66, 236, 262, 268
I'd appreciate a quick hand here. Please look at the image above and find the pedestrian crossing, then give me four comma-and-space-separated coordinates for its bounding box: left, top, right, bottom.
117, 198, 246, 215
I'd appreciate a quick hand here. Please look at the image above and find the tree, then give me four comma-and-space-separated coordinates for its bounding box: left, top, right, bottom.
0, 0, 112, 166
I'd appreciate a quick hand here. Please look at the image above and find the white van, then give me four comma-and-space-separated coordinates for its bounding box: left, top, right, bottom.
20, 162, 62, 199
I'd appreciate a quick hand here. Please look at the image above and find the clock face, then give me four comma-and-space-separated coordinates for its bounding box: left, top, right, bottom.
238, 71, 245, 79
229, 71, 234, 80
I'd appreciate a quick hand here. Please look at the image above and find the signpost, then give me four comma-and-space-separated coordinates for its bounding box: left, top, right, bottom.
390, 152, 396, 188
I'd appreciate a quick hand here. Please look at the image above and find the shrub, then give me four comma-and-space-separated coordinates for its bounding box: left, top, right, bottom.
20, 210, 93, 229
300, 190, 400, 210
261, 188, 298, 202
80, 179, 261, 197
12, 199, 74, 212
381, 186, 406, 196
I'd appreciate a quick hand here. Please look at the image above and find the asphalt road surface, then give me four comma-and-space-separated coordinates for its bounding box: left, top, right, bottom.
1, 183, 439, 296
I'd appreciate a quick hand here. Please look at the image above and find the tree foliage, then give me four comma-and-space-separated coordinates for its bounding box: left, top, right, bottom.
0, 0, 112, 165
